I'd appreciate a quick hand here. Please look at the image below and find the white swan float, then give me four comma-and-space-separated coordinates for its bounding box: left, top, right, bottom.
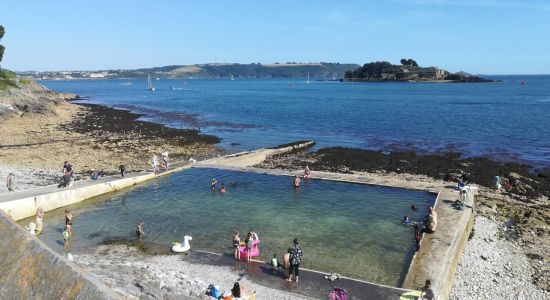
172, 235, 192, 253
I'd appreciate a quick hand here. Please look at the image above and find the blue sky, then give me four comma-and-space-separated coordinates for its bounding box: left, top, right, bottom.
1, 0, 549, 74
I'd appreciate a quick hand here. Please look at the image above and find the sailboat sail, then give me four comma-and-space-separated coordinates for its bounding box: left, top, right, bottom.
147, 74, 155, 91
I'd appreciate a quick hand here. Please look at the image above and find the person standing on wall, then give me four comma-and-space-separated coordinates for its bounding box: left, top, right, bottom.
6, 172, 14, 191
119, 164, 126, 177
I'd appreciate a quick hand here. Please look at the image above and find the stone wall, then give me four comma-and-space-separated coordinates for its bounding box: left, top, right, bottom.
0, 210, 119, 299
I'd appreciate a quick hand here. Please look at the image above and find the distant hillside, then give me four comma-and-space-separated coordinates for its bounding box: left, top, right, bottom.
344, 60, 493, 83
20, 63, 360, 80
124, 62, 359, 79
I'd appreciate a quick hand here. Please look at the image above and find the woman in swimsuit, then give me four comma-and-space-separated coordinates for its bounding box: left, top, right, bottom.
233, 231, 240, 260
64, 209, 73, 235
245, 232, 253, 262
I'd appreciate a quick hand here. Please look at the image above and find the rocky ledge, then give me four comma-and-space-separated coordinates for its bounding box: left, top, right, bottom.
0, 81, 77, 118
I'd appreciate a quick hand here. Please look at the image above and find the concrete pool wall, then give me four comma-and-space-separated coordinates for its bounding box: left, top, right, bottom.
0, 143, 476, 299
0, 210, 120, 300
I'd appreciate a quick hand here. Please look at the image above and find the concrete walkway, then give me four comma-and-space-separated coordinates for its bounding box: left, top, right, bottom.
0, 164, 191, 221
403, 186, 476, 299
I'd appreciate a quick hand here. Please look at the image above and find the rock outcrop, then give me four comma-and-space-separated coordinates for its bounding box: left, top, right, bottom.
0, 82, 76, 118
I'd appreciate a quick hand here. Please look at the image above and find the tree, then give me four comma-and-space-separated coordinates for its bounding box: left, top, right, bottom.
0, 25, 4, 65
400, 58, 419, 67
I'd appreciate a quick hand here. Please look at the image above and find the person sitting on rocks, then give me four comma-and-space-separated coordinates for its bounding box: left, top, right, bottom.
231, 282, 256, 300
58, 161, 74, 187
303, 165, 311, 180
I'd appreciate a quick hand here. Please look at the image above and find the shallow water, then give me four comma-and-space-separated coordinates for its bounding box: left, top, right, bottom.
41, 75, 550, 168
21, 168, 435, 286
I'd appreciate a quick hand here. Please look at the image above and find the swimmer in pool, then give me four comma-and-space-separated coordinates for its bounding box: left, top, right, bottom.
211, 178, 218, 191
136, 221, 145, 238
293, 175, 300, 188
403, 216, 412, 225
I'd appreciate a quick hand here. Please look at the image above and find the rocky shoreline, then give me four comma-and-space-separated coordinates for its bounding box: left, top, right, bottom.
450, 216, 548, 299
0, 83, 223, 191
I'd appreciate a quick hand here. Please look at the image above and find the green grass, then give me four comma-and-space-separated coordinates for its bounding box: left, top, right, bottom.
0, 69, 16, 80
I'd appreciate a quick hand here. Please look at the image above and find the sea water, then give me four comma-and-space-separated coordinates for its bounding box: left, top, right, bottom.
21, 168, 435, 286
41, 75, 550, 168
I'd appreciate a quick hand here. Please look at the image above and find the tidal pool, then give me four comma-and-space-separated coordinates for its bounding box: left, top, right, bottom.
23, 168, 435, 286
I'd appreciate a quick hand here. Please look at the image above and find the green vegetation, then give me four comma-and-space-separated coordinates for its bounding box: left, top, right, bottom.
0, 24, 15, 90
0, 69, 18, 90
0, 25, 5, 65
400, 58, 418, 67
133, 62, 359, 79
344, 59, 492, 83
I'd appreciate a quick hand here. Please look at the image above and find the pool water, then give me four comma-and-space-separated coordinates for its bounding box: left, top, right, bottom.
22, 168, 435, 286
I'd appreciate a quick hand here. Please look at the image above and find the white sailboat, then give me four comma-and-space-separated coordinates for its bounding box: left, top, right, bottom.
306, 72, 311, 84
230, 74, 235, 81
147, 74, 156, 91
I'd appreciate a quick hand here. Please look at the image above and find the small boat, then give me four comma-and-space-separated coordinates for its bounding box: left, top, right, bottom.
305, 72, 311, 84
147, 74, 155, 91
230, 74, 235, 81
172, 235, 192, 253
